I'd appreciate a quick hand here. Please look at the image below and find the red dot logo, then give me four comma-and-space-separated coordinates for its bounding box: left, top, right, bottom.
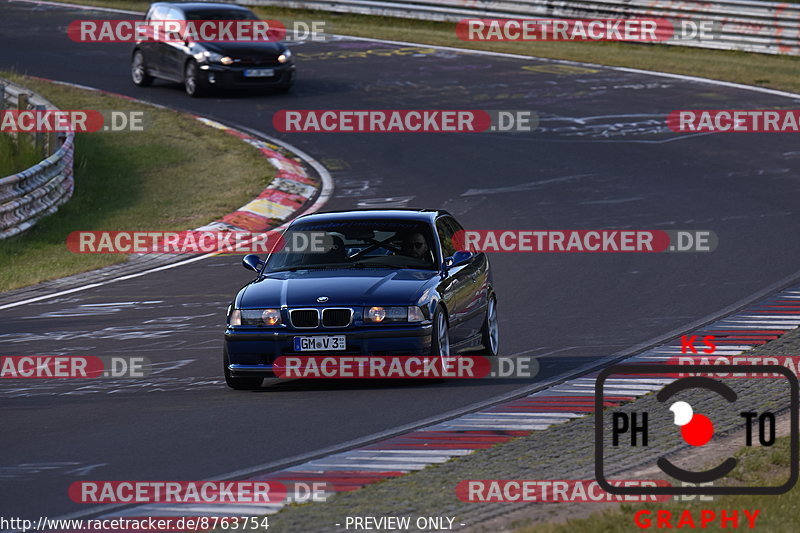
670, 401, 714, 446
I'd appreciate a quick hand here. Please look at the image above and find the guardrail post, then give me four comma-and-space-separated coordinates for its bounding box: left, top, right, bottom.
0, 84, 6, 110
34, 104, 46, 155
47, 131, 58, 155
17, 92, 29, 111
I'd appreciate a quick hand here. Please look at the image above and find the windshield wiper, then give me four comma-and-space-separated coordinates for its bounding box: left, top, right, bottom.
267, 265, 338, 273
348, 263, 406, 269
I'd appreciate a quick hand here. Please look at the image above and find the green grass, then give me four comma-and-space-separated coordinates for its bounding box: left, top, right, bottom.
46, 0, 800, 95
0, 132, 41, 176
0, 73, 274, 292
516, 436, 797, 532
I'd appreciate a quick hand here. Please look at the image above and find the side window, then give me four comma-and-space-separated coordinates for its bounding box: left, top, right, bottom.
448, 217, 464, 239
147, 5, 170, 21
436, 218, 457, 259
167, 7, 185, 21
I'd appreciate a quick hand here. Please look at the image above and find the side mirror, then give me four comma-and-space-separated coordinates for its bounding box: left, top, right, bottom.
445, 250, 474, 269
242, 254, 263, 273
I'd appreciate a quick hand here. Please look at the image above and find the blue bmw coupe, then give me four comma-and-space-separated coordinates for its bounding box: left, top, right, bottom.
223, 209, 499, 389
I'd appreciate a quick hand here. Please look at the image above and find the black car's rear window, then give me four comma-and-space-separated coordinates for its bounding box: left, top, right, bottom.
266, 219, 438, 272
183, 9, 258, 21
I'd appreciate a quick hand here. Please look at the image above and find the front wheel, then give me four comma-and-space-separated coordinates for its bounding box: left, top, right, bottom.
131, 50, 153, 87
223, 346, 262, 390
184, 61, 206, 97
430, 306, 456, 382
479, 294, 499, 356
431, 307, 450, 357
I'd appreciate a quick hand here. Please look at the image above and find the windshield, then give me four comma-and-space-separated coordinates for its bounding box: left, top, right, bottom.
265, 219, 438, 272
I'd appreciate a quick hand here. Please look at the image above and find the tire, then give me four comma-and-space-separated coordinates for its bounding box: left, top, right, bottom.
430, 306, 455, 381
184, 60, 205, 97
479, 294, 500, 356
131, 50, 153, 87
431, 306, 450, 357
223, 346, 262, 390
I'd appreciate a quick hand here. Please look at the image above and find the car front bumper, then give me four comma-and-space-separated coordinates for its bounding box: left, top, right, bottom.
225, 324, 434, 377
200, 62, 295, 88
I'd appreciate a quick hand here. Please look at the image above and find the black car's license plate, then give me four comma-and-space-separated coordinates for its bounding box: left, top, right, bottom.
244, 68, 274, 77
293, 335, 346, 351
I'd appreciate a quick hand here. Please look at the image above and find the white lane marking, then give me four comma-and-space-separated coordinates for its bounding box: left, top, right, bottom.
528, 388, 595, 394
292, 461, 425, 471
355, 448, 474, 453
570, 383, 664, 391
465, 412, 583, 419
347, 449, 474, 456
548, 389, 644, 395
724, 320, 800, 326
430, 423, 553, 430
319, 455, 455, 464
599, 378, 675, 385
712, 323, 792, 329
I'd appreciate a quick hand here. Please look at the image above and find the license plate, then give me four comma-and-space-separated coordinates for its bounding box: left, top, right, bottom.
294, 335, 346, 351
244, 68, 274, 78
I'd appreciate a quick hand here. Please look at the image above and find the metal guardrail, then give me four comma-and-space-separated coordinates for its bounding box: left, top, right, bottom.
0, 80, 75, 240
242, 0, 800, 55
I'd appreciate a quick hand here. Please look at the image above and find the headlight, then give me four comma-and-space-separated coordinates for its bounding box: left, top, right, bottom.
229, 308, 282, 326
277, 49, 292, 64
365, 306, 387, 323
261, 308, 281, 326
201, 51, 234, 65
364, 306, 425, 323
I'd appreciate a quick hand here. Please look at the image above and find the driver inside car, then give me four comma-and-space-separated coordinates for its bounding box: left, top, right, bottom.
401, 232, 430, 260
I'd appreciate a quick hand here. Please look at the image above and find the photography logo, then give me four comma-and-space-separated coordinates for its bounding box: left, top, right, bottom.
594, 364, 799, 495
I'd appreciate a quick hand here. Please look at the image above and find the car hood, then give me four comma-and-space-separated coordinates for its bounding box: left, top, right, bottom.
238, 269, 438, 308
201, 41, 284, 56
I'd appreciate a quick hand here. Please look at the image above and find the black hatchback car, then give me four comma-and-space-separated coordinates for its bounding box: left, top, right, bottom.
131, 2, 295, 96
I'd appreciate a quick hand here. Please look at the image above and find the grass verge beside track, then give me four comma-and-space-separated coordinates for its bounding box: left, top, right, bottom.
517, 435, 795, 533
45, 0, 800, 95
0, 73, 273, 292
0, 132, 42, 176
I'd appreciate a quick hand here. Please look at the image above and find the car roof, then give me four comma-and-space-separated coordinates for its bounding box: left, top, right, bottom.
151, 2, 252, 13
291, 208, 452, 225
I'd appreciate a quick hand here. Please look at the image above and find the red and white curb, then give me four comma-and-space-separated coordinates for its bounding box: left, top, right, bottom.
97, 285, 800, 519
27, 76, 322, 236
193, 119, 318, 233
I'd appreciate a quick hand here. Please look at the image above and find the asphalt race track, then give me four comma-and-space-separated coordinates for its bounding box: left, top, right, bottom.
2, 0, 800, 522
